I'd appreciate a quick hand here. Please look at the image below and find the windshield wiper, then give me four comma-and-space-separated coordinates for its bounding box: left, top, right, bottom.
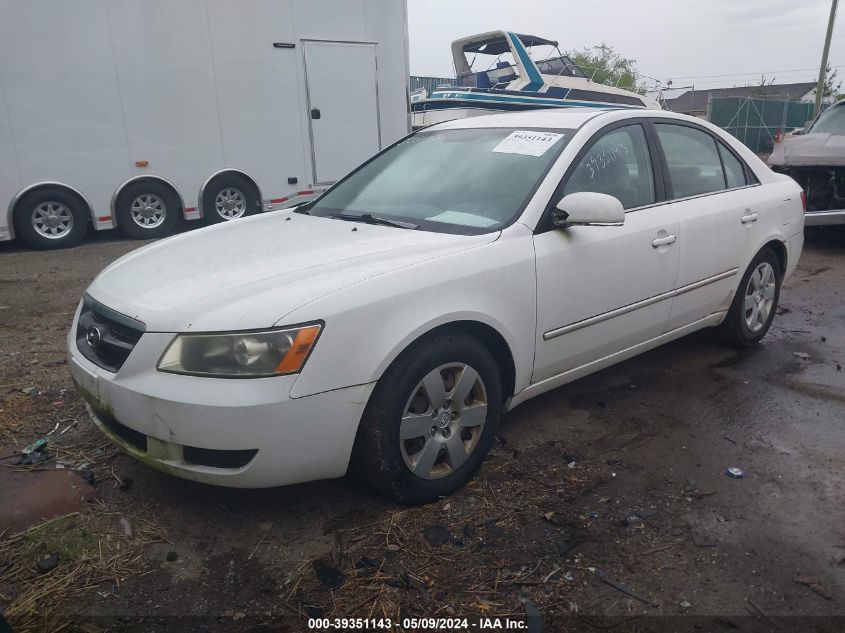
329, 213, 418, 230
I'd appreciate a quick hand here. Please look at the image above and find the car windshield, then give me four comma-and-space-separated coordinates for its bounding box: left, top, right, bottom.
809, 103, 845, 134
307, 127, 572, 234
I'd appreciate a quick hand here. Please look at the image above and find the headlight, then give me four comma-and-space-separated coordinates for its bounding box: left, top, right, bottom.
157, 323, 322, 378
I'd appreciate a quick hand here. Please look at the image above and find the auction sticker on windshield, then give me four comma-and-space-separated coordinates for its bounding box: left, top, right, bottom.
492, 130, 564, 157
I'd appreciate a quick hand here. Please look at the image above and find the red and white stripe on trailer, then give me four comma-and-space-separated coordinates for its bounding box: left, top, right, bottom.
264, 189, 327, 212
95, 215, 115, 231
95, 205, 200, 229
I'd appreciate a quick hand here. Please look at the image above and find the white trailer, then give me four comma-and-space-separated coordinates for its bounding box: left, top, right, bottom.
0, 0, 409, 249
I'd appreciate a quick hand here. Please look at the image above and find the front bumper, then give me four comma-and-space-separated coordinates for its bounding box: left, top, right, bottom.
805, 209, 845, 226
67, 319, 373, 488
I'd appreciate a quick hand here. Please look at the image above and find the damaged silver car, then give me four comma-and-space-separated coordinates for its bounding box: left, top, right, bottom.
769, 98, 845, 226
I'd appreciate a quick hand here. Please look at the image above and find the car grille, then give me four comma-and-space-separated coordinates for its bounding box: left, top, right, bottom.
76, 295, 145, 372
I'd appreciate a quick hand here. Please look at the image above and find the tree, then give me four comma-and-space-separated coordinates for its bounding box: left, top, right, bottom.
751, 74, 776, 97
822, 65, 842, 101
567, 44, 639, 92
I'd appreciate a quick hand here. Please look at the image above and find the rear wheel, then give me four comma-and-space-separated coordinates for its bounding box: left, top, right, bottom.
116, 181, 181, 240
13, 188, 88, 250
353, 332, 502, 504
720, 248, 782, 347
203, 174, 260, 224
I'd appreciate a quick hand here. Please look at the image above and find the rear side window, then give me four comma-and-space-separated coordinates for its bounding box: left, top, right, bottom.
718, 143, 747, 189
656, 124, 725, 199
563, 124, 655, 210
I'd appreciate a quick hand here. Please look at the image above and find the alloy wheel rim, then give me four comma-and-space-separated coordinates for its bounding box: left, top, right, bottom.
744, 262, 776, 333
32, 202, 73, 239
130, 194, 166, 228
399, 363, 488, 480
215, 188, 247, 220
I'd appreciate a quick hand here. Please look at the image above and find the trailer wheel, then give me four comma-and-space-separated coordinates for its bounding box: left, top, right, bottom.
203, 174, 259, 224
13, 188, 89, 250
116, 181, 181, 240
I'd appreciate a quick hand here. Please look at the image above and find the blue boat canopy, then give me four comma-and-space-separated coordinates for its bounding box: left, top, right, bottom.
463, 34, 558, 56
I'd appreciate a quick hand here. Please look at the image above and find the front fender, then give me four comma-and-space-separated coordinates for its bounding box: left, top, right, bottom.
286, 226, 537, 399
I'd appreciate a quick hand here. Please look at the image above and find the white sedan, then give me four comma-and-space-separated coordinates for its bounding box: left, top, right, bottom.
68, 108, 804, 503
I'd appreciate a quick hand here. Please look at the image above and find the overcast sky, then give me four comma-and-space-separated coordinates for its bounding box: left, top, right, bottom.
407, 0, 843, 91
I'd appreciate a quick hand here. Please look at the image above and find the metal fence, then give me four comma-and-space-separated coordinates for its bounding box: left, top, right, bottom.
708, 96, 815, 154
410, 75, 454, 94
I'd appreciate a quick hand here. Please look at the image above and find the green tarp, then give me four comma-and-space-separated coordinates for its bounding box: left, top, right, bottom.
708, 96, 815, 154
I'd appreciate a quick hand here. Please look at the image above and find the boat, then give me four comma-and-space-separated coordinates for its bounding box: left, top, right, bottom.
411, 30, 661, 129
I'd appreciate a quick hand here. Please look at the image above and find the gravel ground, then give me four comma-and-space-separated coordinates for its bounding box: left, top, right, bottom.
0, 226, 843, 632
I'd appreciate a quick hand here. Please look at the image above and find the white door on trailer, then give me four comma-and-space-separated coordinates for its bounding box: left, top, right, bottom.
304, 41, 380, 184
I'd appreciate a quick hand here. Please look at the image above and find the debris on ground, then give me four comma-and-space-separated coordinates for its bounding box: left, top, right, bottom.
522, 598, 543, 633
22, 438, 48, 455
792, 352, 811, 360
794, 574, 833, 600
35, 552, 60, 574
596, 570, 659, 607
725, 466, 746, 479
422, 524, 450, 546
0, 467, 97, 535
313, 559, 345, 590
119, 517, 134, 538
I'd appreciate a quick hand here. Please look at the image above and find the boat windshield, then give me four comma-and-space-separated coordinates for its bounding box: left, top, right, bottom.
536, 54, 587, 79
307, 127, 573, 234
459, 38, 586, 88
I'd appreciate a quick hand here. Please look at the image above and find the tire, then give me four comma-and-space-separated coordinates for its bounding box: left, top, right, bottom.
115, 181, 181, 240
13, 188, 88, 250
352, 331, 502, 504
202, 174, 259, 224
720, 247, 782, 347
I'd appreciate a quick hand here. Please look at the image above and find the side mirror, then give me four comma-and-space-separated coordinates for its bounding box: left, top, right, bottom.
553, 192, 625, 227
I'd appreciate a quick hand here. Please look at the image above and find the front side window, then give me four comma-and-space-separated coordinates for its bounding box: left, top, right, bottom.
656, 124, 726, 199
308, 128, 571, 233
562, 124, 655, 209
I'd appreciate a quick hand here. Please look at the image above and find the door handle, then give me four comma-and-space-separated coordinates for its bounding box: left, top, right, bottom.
310, 107, 321, 120
741, 211, 758, 224
651, 234, 677, 248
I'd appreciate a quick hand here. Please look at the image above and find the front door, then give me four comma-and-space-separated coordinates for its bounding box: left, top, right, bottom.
304, 41, 380, 185
532, 123, 680, 383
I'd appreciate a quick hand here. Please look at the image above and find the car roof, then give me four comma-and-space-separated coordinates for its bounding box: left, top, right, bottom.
431, 108, 612, 131
429, 107, 712, 132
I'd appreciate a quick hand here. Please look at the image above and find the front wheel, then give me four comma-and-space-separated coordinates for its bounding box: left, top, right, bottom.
353, 332, 502, 504
720, 248, 782, 347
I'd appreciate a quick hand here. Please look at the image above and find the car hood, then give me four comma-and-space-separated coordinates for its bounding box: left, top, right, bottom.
768, 132, 845, 167
87, 211, 498, 332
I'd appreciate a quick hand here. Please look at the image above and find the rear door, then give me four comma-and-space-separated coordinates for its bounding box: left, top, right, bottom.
652, 122, 752, 330
304, 41, 380, 185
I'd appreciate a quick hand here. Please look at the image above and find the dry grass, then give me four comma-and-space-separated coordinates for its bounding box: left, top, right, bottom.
0, 390, 168, 633
0, 508, 167, 632
285, 442, 597, 624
